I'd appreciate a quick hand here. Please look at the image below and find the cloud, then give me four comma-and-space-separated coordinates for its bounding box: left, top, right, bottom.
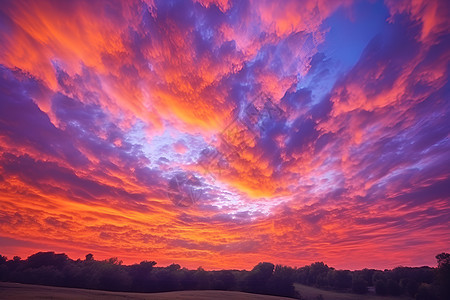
0, 0, 448, 270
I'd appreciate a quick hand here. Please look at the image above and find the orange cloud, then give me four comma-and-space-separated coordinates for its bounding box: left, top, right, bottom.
0, 0, 448, 271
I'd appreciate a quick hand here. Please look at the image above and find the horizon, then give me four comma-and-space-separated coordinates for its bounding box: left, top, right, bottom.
0, 250, 441, 272
0, 0, 449, 272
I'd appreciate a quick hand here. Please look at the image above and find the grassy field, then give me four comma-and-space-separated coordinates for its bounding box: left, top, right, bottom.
294, 283, 412, 300
0, 282, 295, 299
0, 282, 417, 300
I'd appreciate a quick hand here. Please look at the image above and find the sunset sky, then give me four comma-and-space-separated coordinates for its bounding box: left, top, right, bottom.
0, 0, 449, 270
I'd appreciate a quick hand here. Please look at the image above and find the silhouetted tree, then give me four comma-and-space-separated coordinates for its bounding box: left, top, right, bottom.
0, 255, 8, 281
435, 252, 450, 299
154, 268, 181, 292
26, 252, 68, 270
352, 275, 368, 294
416, 283, 437, 300
167, 263, 181, 271
212, 270, 235, 290
178, 268, 196, 290
266, 265, 295, 297
128, 260, 157, 292
387, 279, 401, 296
359, 268, 375, 286
19, 265, 64, 286
244, 262, 274, 294
308, 262, 331, 286
295, 265, 310, 284
328, 269, 352, 290
400, 277, 419, 297
0, 250, 447, 299
193, 267, 211, 290
105, 257, 122, 265
375, 279, 388, 295
97, 261, 131, 291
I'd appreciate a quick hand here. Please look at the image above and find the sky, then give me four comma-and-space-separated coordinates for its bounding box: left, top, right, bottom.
0, 0, 449, 270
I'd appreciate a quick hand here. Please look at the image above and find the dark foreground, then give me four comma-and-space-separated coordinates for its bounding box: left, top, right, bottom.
1, 252, 449, 299
0, 282, 295, 300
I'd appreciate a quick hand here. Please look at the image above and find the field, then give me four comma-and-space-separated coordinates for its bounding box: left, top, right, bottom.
294, 283, 412, 300
0, 282, 295, 299
0, 282, 417, 300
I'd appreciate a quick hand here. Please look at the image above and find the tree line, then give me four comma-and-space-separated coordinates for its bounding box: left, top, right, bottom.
0, 252, 449, 299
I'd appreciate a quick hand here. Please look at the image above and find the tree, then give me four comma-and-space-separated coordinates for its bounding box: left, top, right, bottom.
105, 257, 122, 265
400, 278, 419, 297
245, 262, 274, 293
252, 262, 275, 278
435, 252, 450, 299
167, 263, 181, 271
0, 255, 7, 264
153, 268, 181, 292
415, 283, 437, 300
0, 255, 8, 281
179, 268, 196, 290
1, 250, 448, 299
308, 262, 331, 286
128, 260, 157, 292
193, 267, 211, 290
375, 279, 388, 295
26, 252, 68, 270
359, 268, 375, 286
212, 270, 235, 290
436, 253, 450, 269
97, 263, 131, 291
266, 265, 295, 297
329, 270, 352, 290
387, 279, 401, 296
295, 266, 310, 284
352, 275, 368, 294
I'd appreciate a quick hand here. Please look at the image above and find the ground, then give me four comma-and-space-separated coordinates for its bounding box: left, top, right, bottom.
294, 283, 413, 300
0, 282, 294, 299
0, 282, 417, 299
